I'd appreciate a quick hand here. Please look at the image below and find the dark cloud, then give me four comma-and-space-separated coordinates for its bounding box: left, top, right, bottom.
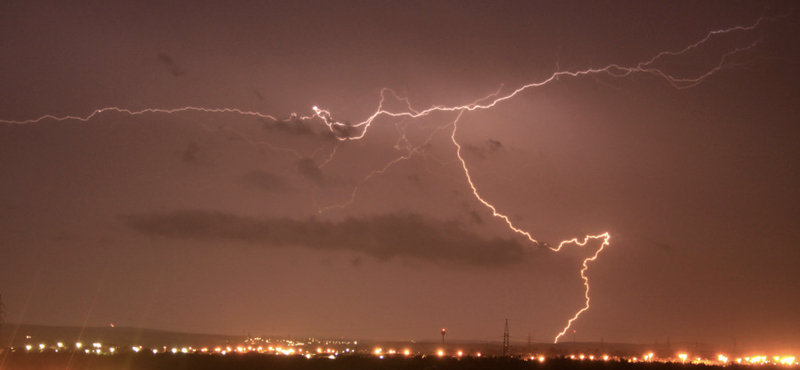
261, 116, 338, 141
252, 88, 265, 101
241, 171, 294, 193
407, 173, 422, 187
330, 121, 358, 139
259, 114, 358, 141
157, 53, 186, 77
181, 142, 205, 164
464, 139, 503, 160
468, 210, 483, 225
296, 157, 325, 185
119, 210, 530, 267
644, 238, 675, 252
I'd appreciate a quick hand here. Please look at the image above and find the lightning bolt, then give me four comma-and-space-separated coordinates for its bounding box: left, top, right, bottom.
0, 15, 777, 343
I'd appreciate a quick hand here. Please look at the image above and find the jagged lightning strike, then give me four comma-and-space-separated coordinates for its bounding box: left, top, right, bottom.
0, 16, 776, 342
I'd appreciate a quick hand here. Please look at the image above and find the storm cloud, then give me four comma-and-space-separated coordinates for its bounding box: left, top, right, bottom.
157, 53, 186, 77
463, 139, 503, 160
296, 157, 325, 185
119, 210, 529, 266
241, 170, 295, 193
264, 116, 338, 141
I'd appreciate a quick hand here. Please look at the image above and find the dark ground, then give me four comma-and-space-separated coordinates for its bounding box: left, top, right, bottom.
0, 352, 766, 370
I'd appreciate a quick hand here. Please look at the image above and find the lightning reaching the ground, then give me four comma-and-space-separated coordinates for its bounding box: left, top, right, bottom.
0, 15, 776, 342
552, 233, 611, 343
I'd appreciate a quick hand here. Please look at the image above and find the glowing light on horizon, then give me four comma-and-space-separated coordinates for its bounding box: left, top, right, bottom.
0, 13, 780, 344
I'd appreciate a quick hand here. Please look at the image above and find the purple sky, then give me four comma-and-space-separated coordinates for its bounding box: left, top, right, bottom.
1, 1, 799, 350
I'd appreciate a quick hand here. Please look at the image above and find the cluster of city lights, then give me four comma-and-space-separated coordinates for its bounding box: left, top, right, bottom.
552, 352, 799, 366
12, 339, 799, 366
14, 340, 350, 357
21, 341, 116, 355
669, 352, 798, 366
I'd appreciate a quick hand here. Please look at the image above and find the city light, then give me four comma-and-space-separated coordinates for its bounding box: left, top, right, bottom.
6, 332, 795, 367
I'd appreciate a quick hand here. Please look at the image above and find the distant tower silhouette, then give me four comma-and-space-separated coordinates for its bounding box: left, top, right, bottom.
502, 319, 510, 357
527, 333, 531, 354
441, 328, 446, 344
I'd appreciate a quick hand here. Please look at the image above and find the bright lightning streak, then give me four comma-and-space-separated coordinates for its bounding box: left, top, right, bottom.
451, 110, 540, 246
3, 106, 280, 125
552, 233, 610, 343
453, 107, 611, 342
0, 15, 776, 343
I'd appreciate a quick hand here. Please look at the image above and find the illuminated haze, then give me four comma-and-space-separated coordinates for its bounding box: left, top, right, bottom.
0, 1, 798, 350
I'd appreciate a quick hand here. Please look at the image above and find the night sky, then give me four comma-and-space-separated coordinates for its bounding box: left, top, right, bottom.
1, 1, 799, 350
